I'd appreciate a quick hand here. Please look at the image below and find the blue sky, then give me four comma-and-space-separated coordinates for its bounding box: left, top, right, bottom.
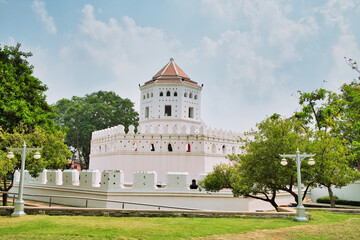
1, 0, 360, 132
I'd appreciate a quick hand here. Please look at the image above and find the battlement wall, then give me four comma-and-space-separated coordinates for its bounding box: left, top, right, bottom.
90, 124, 243, 155
15, 170, 204, 191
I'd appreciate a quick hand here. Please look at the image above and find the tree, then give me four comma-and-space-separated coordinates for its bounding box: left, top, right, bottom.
296, 88, 360, 207
0, 43, 70, 206
0, 43, 55, 133
0, 127, 70, 206
200, 114, 314, 211
54, 91, 139, 168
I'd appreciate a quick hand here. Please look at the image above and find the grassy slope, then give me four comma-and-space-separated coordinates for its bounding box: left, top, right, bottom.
0, 211, 359, 239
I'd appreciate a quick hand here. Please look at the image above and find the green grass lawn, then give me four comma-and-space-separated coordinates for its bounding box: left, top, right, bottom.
0, 211, 359, 239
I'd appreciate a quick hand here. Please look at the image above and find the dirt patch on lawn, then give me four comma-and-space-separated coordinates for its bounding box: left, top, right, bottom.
196, 218, 360, 240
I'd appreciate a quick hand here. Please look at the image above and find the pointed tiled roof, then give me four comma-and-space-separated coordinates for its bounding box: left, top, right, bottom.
143, 58, 200, 87
153, 58, 190, 79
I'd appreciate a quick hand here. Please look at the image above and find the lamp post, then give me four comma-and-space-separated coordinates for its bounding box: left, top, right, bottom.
7, 141, 41, 217
280, 149, 315, 222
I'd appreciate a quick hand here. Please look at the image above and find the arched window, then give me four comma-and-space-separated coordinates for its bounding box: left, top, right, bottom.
147, 93, 149, 98
174, 92, 178, 97
151, 143, 155, 152
151, 92, 153, 97
166, 91, 171, 96
184, 92, 188, 97
132, 142, 138, 152
194, 94, 198, 100
99, 146, 101, 153
222, 145, 226, 154
212, 144, 216, 153
160, 92, 163, 97
189, 93, 193, 99
143, 95, 146, 100
185, 143, 191, 152
168, 143, 173, 152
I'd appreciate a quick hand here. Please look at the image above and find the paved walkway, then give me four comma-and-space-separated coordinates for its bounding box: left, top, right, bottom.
6, 197, 74, 208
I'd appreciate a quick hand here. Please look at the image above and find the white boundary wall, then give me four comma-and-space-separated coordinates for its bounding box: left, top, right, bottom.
11, 170, 293, 212
310, 181, 360, 202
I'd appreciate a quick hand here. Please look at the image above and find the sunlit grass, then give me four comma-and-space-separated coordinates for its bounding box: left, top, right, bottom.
0, 211, 359, 239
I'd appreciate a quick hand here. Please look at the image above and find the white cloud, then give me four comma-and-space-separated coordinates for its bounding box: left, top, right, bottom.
31, 0, 57, 34
326, 34, 360, 91
54, 4, 182, 110
202, 0, 318, 61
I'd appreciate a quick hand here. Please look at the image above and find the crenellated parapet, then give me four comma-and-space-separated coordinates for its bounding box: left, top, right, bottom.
15, 169, 205, 191
90, 124, 243, 155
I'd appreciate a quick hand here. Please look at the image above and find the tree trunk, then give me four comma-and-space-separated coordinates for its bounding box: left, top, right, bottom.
2, 193, 8, 206
1, 176, 8, 206
269, 199, 279, 211
328, 186, 336, 208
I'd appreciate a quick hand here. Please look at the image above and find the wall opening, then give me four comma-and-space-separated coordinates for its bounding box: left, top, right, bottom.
189, 93, 193, 98
166, 91, 171, 96
184, 92, 187, 97
212, 144, 216, 153
147, 93, 149, 98
165, 105, 172, 116
188, 107, 194, 118
185, 143, 191, 152
232, 146, 236, 154
160, 91, 163, 96
168, 143, 173, 152
194, 94, 198, 100
222, 145, 226, 154
151, 143, 155, 151
174, 92, 177, 97
151, 92, 153, 97
145, 107, 149, 118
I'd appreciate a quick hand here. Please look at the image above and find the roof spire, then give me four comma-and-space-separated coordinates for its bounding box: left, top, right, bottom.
170, 57, 174, 62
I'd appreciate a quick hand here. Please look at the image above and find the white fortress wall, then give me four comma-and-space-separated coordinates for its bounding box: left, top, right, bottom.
12, 169, 294, 211
89, 124, 242, 183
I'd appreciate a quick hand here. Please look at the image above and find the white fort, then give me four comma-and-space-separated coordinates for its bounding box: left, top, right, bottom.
89, 58, 242, 184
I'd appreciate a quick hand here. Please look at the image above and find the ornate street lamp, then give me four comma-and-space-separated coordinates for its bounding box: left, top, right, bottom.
7, 142, 42, 217
280, 149, 315, 222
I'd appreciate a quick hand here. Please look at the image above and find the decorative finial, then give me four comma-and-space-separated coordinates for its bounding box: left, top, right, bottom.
170, 57, 174, 62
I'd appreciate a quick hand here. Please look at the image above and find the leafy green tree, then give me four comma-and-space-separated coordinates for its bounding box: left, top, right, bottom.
0, 43, 55, 133
0, 127, 71, 206
0, 43, 71, 206
296, 88, 359, 207
200, 114, 314, 211
54, 91, 139, 168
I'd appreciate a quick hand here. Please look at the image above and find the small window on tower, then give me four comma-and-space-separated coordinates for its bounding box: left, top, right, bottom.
160, 92, 163, 97
189, 107, 194, 118
145, 107, 149, 118
165, 105, 172, 116
174, 92, 178, 97
184, 92, 188, 97
194, 94, 198, 100
185, 143, 191, 152
166, 91, 171, 96
168, 143, 173, 152
147, 93, 149, 98
151, 92, 153, 97
143, 95, 146, 100
189, 93, 193, 99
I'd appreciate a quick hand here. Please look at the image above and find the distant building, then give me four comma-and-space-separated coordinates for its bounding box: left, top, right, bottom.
89, 58, 242, 184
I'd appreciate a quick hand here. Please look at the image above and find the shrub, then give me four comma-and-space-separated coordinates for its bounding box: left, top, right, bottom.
317, 196, 360, 207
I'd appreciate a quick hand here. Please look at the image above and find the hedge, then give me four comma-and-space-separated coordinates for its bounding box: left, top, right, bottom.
317, 196, 360, 207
